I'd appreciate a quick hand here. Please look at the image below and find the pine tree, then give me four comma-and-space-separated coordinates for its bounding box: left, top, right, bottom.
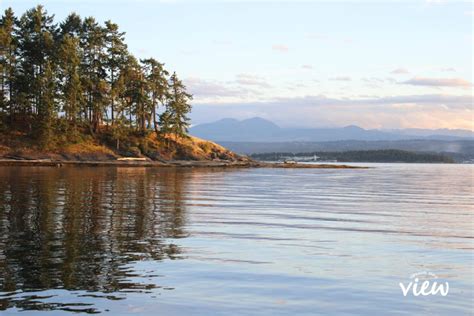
80, 17, 108, 133
105, 20, 127, 126
161, 72, 192, 139
141, 58, 169, 134
59, 13, 82, 38
0, 8, 17, 120
16, 5, 57, 134
0, 5, 194, 152
37, 60, 56, 147
58, 34, 83, 131
119, 55, 149, 133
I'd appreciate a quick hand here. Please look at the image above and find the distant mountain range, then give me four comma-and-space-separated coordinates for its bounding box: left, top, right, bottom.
219, 139, 474, 159
190, 117, 474, 142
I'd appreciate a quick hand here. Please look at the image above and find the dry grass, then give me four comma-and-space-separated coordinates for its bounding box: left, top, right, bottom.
0, 129, 246, 162
143, 133, 245, 161
63, 141, 116, 156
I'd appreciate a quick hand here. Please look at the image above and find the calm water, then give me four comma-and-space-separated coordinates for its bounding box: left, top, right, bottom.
0, 164, 472, 315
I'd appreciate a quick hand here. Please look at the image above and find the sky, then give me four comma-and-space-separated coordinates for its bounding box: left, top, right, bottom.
1, 0, 472, 130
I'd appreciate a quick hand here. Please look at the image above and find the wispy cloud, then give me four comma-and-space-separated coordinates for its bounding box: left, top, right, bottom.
272, 44, 289, 52
401, 77, 472, 88
185, 77, 261, 100
185, 75, 272, 101
440, 67, 456, 72
330, 76, 351, 81
185, 77, 238, 97
195, 93, 471, 110
391, 68, 410, 74
270, 94, 472, 109
235, 74, 271, 88
191, 94, 473, 129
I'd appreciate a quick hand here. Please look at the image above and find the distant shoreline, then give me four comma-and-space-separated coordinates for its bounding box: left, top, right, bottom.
250, 149, 455, 164
0, 159, 366, 169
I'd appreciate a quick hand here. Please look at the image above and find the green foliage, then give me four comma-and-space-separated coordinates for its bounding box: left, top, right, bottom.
0, 5, 193, 149
251, 150, 455, 163
141, 58, 169, 133
58, 34, 83, 131
160, 72, 192, 138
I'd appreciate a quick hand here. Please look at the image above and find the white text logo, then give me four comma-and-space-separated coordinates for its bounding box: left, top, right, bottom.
399, 271, 449, 297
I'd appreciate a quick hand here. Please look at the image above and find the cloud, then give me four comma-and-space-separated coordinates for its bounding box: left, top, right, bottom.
185, 77, 261, 100
330, 76, 351, 81
190, 94, 473, 129
361, 77, 396, 88
185, 77, 238, 97
194, 93, 472, 110
235, 74, 271, 88
269, 94, 472, 110
401, 77, 472, 88
441, 67, 456, 72
301, 64, 313, 70
272, 44, 289, 52
185, 75, 273, 101
391, 68, 410, 74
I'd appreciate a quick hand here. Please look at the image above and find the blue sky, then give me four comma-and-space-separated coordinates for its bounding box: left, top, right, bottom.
1, 0, 472, 129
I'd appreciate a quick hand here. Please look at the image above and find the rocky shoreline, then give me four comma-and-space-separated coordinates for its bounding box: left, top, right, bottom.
0, 158, 367, 169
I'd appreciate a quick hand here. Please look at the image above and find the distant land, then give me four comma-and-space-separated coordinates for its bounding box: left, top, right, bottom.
189, 118, 474, 162
218, 140, 474, 163
190, 117, 474, 142
251, 150, 455, 164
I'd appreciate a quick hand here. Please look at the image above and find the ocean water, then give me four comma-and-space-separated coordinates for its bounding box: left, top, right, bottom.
0, 164, 472, 315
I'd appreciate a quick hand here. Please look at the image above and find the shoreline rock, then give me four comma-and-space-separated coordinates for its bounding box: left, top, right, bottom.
0, 159, 367, 169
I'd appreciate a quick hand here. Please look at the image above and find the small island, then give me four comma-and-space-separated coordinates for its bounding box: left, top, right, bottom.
0, 6, 361, 169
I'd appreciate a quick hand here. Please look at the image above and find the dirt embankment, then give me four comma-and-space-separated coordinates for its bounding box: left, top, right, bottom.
0, 132, 365, 169
0, 131, 249, 163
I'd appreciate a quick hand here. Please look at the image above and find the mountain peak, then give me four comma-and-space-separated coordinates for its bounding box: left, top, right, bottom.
190, 118, 472, 142
343, 125, 364, 131
241, 117, 280, 129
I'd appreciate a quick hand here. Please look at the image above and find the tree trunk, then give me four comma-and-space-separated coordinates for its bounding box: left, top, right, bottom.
111, 70, 114, 125
153, 103, 159, 134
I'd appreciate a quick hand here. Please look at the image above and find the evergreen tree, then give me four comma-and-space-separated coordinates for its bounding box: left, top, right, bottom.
161, 72, 192, 138
59, 12, 82, 38
37, 60, 56, 147
105, 20, 127, 126
16, 5, 57, 134
58, 34, 83, 131
119, 55, 149, 133
81, 17, 108, 132
0, 8, 17, 119
141, 58, 169, 134
0, 5, 194, 150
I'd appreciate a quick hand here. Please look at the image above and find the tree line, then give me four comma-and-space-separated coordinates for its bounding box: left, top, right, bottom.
251, 150, 455, 163
0, 5, 192, 148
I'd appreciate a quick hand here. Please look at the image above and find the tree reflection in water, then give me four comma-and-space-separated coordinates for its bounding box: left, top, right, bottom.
0, 167, 190, 312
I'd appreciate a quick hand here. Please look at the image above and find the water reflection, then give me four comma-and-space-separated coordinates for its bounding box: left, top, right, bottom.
0, 164, 472, 315
0, 167, 191, 312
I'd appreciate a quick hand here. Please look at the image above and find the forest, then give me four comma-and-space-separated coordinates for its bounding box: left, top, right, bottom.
251, 150, 455, 163
0, 5, 192, 152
